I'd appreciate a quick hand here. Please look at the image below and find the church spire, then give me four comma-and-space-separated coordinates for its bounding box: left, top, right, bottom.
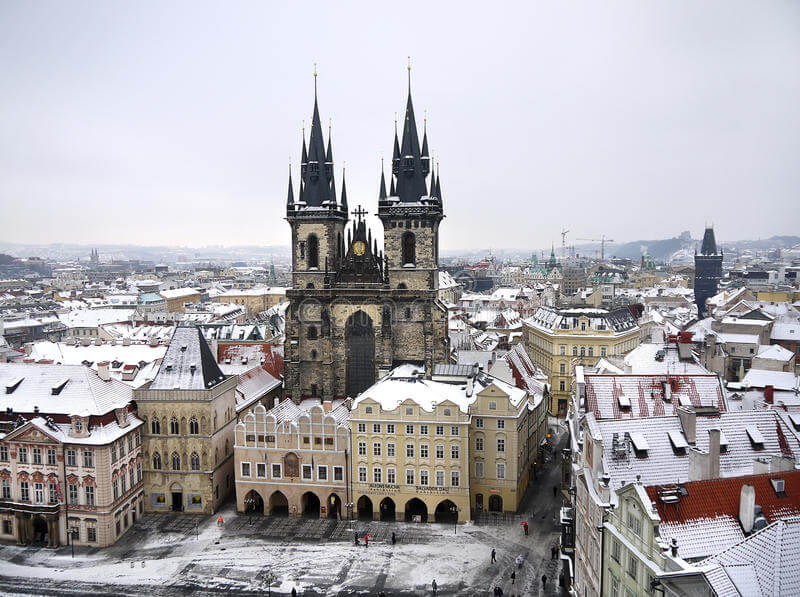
421, 111, 430, 178
286, 163, 294, 210
394, 61, 429, 203
392, 114, 400, 177
340, 166, 348, 212
379, 159, 387, 201
302, 65, 333, 207
435, 162, 442, 204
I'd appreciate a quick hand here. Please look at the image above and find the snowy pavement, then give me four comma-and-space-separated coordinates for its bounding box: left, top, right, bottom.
0, 423, 569, 596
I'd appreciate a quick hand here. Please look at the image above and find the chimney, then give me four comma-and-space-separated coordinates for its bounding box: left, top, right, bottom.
739, 484, 755, 534
764, 385, 774, 404
322, 399, 332, 413
97, 361, 110, 382
677, 407, 696, 444
708, 428, 721, 479
670, 537, 678, 557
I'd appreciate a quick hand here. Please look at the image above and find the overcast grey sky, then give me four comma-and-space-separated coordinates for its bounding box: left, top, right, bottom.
1, 1, 798, 252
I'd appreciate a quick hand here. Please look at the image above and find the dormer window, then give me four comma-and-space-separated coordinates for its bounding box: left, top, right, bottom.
75, 420, 83, 433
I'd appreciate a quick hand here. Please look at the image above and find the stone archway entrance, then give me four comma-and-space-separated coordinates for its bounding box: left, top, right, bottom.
32, 516, 48, 545
328, 493, 342, 519
243, 489, 264, 515
380, 497, 396, 522
405, 498, 428, 522
357, 495, 373, 521
269, 491, 289, 516
488, 494, 503, 513
346, 311, 375, 397
435, 499, 458, 524
301, 492, 320, 518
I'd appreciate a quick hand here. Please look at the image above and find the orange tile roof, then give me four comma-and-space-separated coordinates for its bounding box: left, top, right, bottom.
646, 470, 800, 525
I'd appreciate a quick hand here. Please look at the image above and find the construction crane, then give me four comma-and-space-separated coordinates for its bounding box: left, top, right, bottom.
576, 235, 615, 260
561, 228, 569, 267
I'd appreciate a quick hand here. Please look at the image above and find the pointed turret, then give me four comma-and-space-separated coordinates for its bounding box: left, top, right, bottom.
392, 118, 400, 177
700, 226, 719, 255
435, 165, 442, 204
340, 168, 349, 212
390, 175, 396, 196
378, 161, 387, 201
301, 71, 333, 208
395, 79, 429, 202
421, 115, 430, 178
286, 165, 295, 210
325, 121, 333, 178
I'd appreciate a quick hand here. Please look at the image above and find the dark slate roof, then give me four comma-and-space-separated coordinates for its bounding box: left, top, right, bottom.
393, 87, 429, 203
701, 227, 719, 255
150, 326, 226, 390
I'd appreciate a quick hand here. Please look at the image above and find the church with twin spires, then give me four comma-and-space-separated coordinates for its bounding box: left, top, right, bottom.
283, 71, 450, 402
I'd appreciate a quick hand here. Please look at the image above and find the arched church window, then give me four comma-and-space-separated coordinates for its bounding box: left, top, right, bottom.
151, 419, 160, 435
397, 283, 407, 290
402, 232, 416, 266
190, 452, 200, 471
152, 453, 161, 470
189, 417, 199, 435
170, 417, 179, 435
306, 283, 315, 289
171, 452, 181, 471
307, 234, 319, 269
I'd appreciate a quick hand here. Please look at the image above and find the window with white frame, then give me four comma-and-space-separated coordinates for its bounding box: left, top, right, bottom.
386, 424, 395, 434
372, 467, 381, 483
68, 483, 78, 504
406, 469, 414, 485
387, 468, 396, 484
34, 482, 43, 503
406, 443, 414, 458
358, 466, 367, 482
271, 463, 282, 479
627, 554, 637, 580
627, 511, 642, 537
420, 444, 429, 458
451, 426, 459, 435
451, 445, 460, 459
20, 481, 30, 502
497, 438, 505, 452
1, 479, 9, 499
0, 446, 7, 462
435, 444, 444, 459
241, 462, 251, 477
497, 462, 506, 479
317, 466, 328, 481
405, 424, 414, 435
475, 461, 484, 477
450, 471, 460, 487
611, 538, 621, 562
18, 447, 28, 463
419, 470, 429, 485
333, 466, 343, 481
436, 425, 444, 435
387, 442, 395, 457
373, 442, 382, 456
83, 450, 93, 468
357, 423, 366, 433
256, 463, 266, 478
33, 448, 42, 465
85, 485, 95, 506
475, 418, 483, 428
48, 483, 57, 504
497, 419, 505, 429
65, 449, 75, 466
373, 423, 381, 433
601, 347, 607, 357
476, 437, 484, 451
302, 464, 312, 480
488, 401, 497, 411
436, 470, 445, 486
358, 441, 367, 456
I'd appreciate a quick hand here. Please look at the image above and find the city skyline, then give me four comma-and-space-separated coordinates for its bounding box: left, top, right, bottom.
2, 1, 799, 250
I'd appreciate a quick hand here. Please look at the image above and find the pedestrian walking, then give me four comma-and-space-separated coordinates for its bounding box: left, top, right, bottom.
510, 570, 516, 585
291, 589, 297, 597
552, 485, 558, 497
551, 545, 557, 559
217, 515, 223, 526
391, 531, 396, 545
515, 554, 524, 569
522, 521, 529, 536
431, 579, 437, 595
542, 574, 548, 588
491, 548, 496, 563
353, 531, 359, 546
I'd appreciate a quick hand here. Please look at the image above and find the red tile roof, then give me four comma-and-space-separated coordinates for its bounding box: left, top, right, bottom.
646, 470, 800, 525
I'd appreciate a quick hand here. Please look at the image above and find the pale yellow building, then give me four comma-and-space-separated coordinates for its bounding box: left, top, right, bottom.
523, 307, 640, 415
135, 326, 237, 514
234, 399, 350, 518
350, 366, 472, 523
213, 287, 287, 317
159, 288, 201, 313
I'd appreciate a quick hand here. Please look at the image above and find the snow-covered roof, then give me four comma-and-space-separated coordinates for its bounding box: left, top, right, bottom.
622, 343, 708, 375
755, 344, 794, 362
12, 414, 143, 446
0, 362, 133, 416
149, 326, 226, 391
741, 368, 800, 391
595, 410, 800, 490
160, 287, 200, 299
585, 374, 726, 420
771, 321, 800, 342
438, 270, 460, 289
235, 365, 281, 412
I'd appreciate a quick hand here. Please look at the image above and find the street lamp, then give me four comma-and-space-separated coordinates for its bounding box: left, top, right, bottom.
345, 502, 354, 532
244, 496, 257, 525
450, 506, 460, 534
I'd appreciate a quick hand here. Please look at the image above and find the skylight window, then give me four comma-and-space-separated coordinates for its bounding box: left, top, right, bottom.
51, 378, 69, 395
5, 376, 24, 394
617, 394, 631, 409
745, 425, 765, 448
678, 395, 692, 407
629, 432, 649, 456
668, 429, 689, 453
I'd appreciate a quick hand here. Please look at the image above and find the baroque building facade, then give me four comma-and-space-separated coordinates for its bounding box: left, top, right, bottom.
282, 75, 449, 403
